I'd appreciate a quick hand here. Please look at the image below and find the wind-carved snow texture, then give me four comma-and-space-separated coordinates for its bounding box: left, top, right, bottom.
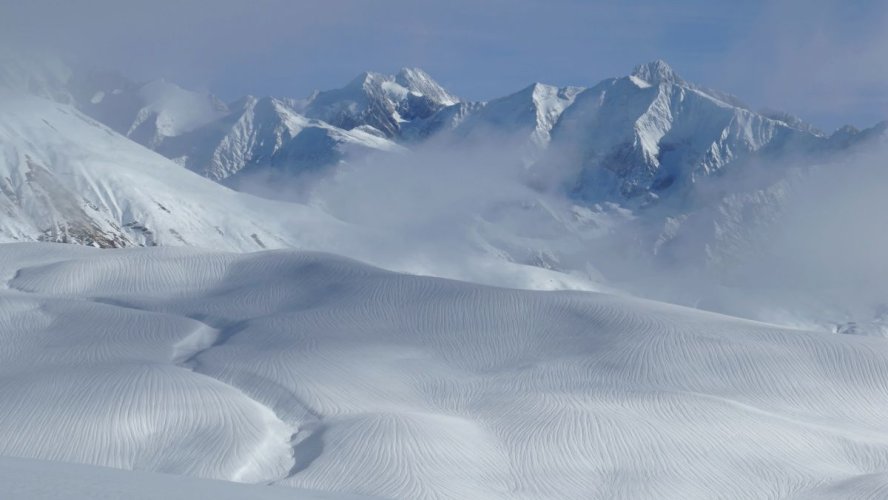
0, 456, 371, 500
3, 243, 888, 499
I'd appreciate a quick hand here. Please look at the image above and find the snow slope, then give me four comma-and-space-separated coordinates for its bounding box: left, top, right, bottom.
304, 68, 458, 138
547, 60, 822, 199
0, 90, 346, 250
71, 72, 230, 148
3, 242, 888, 499
436, 83, 583, 155
157, 95, 402, 181
0, 456, 371, 500
0, 57, 402, 183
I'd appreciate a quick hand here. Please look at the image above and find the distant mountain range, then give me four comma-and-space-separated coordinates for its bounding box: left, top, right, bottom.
36, 58, 884, 202
1, 55, 887, 332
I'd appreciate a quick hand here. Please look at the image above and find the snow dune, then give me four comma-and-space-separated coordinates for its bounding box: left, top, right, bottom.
2, 242, 888, 498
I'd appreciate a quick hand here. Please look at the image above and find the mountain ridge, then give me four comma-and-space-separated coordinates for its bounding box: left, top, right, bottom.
7, 57, 883, 205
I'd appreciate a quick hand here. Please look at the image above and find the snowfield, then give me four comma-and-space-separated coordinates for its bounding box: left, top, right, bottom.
0, 456, 371, 500
3, 243, 888, 499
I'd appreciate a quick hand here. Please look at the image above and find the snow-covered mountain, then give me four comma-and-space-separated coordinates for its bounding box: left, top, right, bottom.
0, 89, 347, 251
26, 58, 880, 208
3, 54, 888, 330
546, 60, 824, 200
0, 77, 590, 292
156, 95, 402, 182
426, 82, 584, 155
1, 60, 403, 183
291, 59, 880, 204
303, 68, 459, 138
70, 71, 230, 148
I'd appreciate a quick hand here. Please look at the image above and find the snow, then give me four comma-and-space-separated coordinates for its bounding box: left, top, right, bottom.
0, 88, 599, 294
67, 69, 230, 149
628, 75, 652, 88
0, 90, 347, 251
0, 456, 371, 499
456, 83, 583, 150
548, 64, 816, 199
304, 68, 459, 138
135, 79, 229, 138
3, 56, 888, 498
156, 96, 402, 181
395, 67, 459, 106
3, 242, 888, 498
4, 57, 886, 332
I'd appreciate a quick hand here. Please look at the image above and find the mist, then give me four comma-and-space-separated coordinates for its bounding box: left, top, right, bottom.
228, 129, 603, 288
706, 140, 888, 329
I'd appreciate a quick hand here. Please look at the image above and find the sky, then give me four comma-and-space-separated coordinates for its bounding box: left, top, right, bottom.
2, 0, 886, 131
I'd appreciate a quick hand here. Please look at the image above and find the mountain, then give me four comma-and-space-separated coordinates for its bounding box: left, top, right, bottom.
1, 59, 403, 184
69, 70, 230, 148
156, 95, 402, 182
4, 243, 888, 498
0, 78, 590, 292
308, 60, 877, 205
14, 56, 882, 207
0, 88, 346, 250
4, 55, 888, 330
541, 61, 840, 200
303, 68, 459, 138
418, 83, 583, 154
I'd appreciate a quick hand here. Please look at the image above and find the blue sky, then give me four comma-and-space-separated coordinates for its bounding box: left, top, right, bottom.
3, 0, 886, 130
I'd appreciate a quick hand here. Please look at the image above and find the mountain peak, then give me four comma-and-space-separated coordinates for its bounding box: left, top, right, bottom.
396, 67, 430, 81
631, 60, 683, 85
346, 71, 384, 89
395, 67, 458, 105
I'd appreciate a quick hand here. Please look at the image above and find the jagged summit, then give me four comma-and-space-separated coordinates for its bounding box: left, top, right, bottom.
396, 67, 431, 82
340, 67, 457, 104
304, 67, 458, 138
3, 55, 882, 209
344, 70, 382, 89
631, 59, 684, 85
395, 67, 459, 105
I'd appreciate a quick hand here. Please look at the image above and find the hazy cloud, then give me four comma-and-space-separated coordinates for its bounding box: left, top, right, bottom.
11, 1, 881, 128
717, 0, 888, 130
